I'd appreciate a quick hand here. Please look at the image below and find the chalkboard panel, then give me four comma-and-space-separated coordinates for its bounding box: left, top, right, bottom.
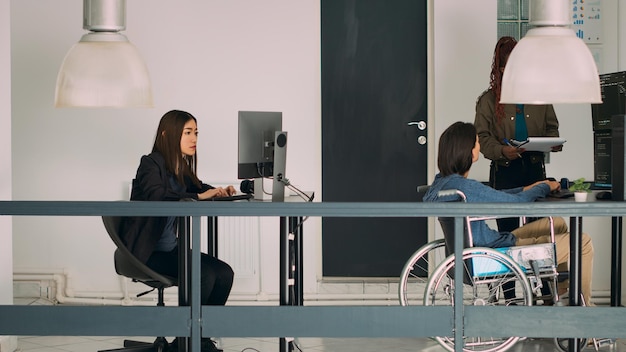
321, 0, 429, 277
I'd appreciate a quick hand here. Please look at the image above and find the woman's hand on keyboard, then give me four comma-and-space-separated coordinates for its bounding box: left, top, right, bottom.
198, 186, 236, 200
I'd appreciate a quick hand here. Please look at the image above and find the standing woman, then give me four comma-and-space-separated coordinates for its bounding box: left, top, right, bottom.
474, 36, 563, 232
121, 110, 235, 352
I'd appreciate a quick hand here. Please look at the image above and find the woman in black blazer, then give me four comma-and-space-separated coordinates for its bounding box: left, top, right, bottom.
121, 110, 235, 352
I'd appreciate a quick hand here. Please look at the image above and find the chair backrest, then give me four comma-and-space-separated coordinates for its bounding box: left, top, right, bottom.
434, 189, 478, 282
438, 217, 471, 258
102, 216, 177, 288
431, 189, 471, 254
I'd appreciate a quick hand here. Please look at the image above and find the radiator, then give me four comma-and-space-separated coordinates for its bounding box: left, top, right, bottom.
213, 216, 259, 279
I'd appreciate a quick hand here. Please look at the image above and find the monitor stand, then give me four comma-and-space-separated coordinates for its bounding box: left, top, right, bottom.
252, 178, 271, 200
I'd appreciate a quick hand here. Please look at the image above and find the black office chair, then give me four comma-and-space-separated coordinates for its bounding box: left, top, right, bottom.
100, 216, 178, 352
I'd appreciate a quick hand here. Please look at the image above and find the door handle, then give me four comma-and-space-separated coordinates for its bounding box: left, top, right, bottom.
409, 121, 427, 145
408, 121, 426, 130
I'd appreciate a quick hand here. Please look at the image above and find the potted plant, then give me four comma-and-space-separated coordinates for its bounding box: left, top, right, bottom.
568, 177, 590, 202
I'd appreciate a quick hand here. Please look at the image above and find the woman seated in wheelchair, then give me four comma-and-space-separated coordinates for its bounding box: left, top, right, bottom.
423, 121, 594, 305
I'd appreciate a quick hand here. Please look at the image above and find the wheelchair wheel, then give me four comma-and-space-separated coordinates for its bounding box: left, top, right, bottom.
399, 239, 447, 306
554, 337, 588, 352
424, 247, 533, 352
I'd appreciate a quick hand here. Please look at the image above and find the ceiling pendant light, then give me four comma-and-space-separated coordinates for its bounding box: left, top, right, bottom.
500, 0, 601, 104
55, 0, 153, 108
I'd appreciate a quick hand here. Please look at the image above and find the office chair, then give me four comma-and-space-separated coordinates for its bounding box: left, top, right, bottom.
100, 216, 178, 352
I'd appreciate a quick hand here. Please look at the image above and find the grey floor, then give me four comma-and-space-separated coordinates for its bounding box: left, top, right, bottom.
13, 298, 625, 352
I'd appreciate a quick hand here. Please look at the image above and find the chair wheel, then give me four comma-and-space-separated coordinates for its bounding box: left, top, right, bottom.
153, 337, 170, 352
425, 247, 533, 352
398, 239, 447, 306
155, 340, 168, 352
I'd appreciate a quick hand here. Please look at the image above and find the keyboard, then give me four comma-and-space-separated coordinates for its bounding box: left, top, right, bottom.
548, 190, 574, 199
210, 194, 253, 201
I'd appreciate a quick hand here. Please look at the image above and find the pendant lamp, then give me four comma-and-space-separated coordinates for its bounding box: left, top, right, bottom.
55, 0, 153, 108
500, 0, 601, 104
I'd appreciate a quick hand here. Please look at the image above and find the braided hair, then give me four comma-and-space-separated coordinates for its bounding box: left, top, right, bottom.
489, 36, 517, 123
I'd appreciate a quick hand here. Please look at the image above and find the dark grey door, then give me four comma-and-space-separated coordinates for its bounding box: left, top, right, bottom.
321, 0, 429, 277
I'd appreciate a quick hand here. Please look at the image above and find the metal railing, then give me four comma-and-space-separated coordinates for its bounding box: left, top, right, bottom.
1, 200, 626, 352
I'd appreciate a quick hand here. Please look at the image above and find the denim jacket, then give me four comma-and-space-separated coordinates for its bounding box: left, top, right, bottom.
423, 173, 550, 248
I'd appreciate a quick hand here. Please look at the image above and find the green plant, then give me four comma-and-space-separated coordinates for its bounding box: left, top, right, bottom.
569, 178, 591, 193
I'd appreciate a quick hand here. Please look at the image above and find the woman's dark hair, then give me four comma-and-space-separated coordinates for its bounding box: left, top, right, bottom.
438, 122, 477, 177
152, 110, 201, 188
489, 36, 517, 123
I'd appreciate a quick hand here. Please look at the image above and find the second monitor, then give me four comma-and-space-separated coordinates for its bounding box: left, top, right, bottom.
237, 111, 287, 201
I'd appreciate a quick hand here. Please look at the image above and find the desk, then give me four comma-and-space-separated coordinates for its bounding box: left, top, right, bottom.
198, 195, 309, 352
205, 216, 303, 352
545, 192, 622, 307
543, 193, 620, 352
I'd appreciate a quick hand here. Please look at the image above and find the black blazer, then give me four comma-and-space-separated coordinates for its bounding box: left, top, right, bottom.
120, 152, 213, 263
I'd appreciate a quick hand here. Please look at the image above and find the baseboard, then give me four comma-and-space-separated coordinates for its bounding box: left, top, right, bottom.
0, 336, 17, 352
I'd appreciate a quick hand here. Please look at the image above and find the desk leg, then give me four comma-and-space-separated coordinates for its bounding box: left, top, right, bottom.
291, 216, 303, 306
207, 216, 218, 257
611, 217, 622, 307
280, 216, 289, 306
178, 217, 191, 352
568, 216, 583, 352
177, 217, 202, 352
190, 216, 202, 352
279, 216, 301, 352
279, 216, 291, 352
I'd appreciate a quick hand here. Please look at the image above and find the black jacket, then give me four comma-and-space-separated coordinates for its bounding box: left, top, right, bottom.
120, 152, 213, 263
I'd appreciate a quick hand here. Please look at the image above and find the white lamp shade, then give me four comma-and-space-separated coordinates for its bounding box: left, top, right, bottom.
500, 27, 601, 104
55, 33, 153, 108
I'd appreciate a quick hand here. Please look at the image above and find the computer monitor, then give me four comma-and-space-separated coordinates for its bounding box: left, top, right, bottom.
593, 130, 612, 188
592, 71, 626, 131
237, 111, 287, 201
591, 71, 626, 190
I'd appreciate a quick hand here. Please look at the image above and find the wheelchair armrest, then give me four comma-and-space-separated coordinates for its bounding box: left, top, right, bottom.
437, 189, 467, 201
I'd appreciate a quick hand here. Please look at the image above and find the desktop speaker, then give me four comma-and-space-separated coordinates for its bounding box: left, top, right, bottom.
272, 131, 288, 202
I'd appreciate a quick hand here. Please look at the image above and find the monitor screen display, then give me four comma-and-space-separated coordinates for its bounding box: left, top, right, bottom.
592, 71, 626, 131
237, 111, 283, 179
593, 131, 612, 188
591, 71, 626, 189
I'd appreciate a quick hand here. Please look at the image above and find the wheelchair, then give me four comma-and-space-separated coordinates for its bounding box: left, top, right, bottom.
399, 188, 585, 352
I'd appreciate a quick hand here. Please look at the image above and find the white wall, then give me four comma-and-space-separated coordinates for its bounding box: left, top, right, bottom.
432, 0, 496, 183
2, 0, 16, 351
1, 0, 13, 304
7, 0, 626, 304
10, 0, 321, 299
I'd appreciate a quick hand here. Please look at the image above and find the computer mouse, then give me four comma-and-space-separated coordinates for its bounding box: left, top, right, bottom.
596, 191, 612, 200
